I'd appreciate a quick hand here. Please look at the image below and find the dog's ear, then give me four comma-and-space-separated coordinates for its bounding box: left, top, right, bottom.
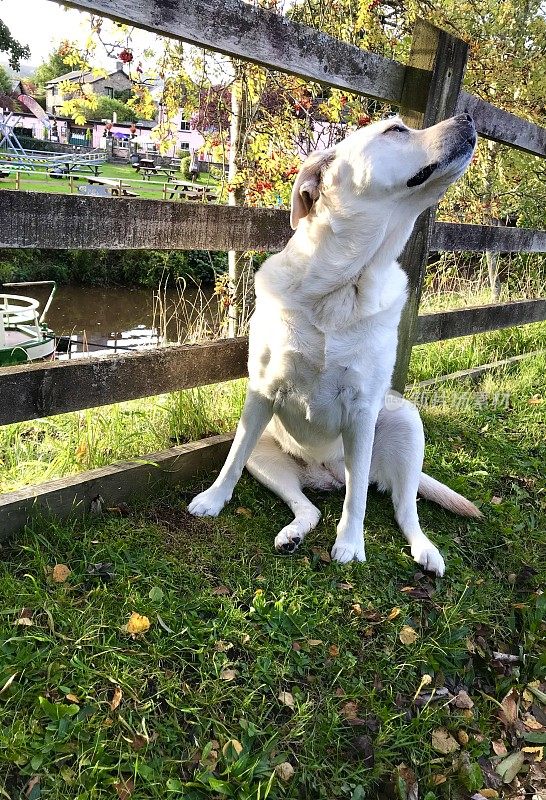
290, 149, 335, 230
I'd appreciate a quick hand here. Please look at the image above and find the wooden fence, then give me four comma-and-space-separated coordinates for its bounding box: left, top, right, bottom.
0, 0, 544, 537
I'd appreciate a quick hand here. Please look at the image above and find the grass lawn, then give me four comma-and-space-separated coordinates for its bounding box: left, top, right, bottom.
0, 161, 218, 201
0, 347, 545, 798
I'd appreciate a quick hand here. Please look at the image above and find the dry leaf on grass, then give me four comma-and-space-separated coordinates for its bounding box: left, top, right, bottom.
222, 739, 243, 758
492, 739, 508, 756
458, 730, 469, 745
278, 691, 295, 709
0, 672, 18, 696
275, 762, 295, 781
307, 639, 323, 646
110, 685, 122, 711
432, 728, 460, 754
235, 507, 252, 518
399, 625, 419, 645
341, 701, 359, 720
220, 669, 237, 681
453, 690, 475, 709
52, 564, 71, 583
496, 750, 525, 783
387, 607, 401, 621
114, 777, 134, 800
329, 644, 340, 657
65, 693, 79, 704
498, 688, 519, 727
122, 612, 150, 636
211, 585, 231, 596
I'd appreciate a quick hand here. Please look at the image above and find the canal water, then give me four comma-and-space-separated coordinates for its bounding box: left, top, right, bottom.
31, 283, 217, 357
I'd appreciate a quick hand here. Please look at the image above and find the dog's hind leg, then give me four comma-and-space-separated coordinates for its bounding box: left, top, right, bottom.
247, 433, 321, 554
371, 402, 445, 576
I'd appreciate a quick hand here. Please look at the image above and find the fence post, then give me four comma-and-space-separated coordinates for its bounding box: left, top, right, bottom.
391, 20, 469, 392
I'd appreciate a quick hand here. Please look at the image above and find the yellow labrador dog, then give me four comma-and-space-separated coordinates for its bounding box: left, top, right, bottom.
189, 113, 481, 575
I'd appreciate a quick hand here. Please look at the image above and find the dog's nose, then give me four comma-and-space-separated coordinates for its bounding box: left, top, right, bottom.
456, 112, 474, 125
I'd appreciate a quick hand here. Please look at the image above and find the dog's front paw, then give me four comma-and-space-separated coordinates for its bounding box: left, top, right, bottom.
411, 537, 445, 576
188, 486, 230, 517
275, 524, 303, 554
331, 535, 366, 564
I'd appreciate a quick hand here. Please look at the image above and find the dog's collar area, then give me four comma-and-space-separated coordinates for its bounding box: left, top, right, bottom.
407, 162, 438, 187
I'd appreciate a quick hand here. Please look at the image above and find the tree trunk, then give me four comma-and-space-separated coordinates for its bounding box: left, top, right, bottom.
227, 62, 247, 337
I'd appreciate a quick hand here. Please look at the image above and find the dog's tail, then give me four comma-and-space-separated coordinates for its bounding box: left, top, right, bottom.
418, 473, 483, 519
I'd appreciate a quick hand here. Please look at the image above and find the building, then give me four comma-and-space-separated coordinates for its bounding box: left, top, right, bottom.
45, 64, 132, 115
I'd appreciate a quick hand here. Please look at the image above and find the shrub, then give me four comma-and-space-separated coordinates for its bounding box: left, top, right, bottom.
180, 156, 192, 180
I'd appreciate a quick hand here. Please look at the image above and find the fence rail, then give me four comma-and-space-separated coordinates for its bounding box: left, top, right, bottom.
2, 192, 546, 254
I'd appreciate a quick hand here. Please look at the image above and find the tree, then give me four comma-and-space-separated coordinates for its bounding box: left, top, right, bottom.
33, 45, 74, 89
0, 16, 29, 70
0, 63, 11, 93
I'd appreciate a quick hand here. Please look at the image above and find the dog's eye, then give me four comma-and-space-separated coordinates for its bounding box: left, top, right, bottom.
384, 124, 407, 134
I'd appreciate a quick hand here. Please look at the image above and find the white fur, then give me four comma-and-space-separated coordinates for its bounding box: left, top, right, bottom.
189, 114, 480, 575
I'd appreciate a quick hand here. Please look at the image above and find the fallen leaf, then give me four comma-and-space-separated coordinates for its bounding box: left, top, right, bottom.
114, 777, 134, 800
523, 713, 544, 731
23, 776, 41, 799
131, 733, 148, 751
214, 640, 233, 653
341, 701, 359, 720
235, 506, 252, 517
454, 690, 475, 709
351, 735, 374, 767
110, 685, 122, 711
458, 730, 469, 745
278, 691, 295, 710
387, 607, 401, 621
52, 564, 71, 583
338, 582, 353, 590
498, 688, 518, 727
307, 639, 323, 646
220, 669, 237, 681
222, 739, 243, 758
211, 585, 231, 596
275, 762, 295, 781
311, 547, 331, 563
329, 644, 340, 657
65, 693, 79, 704
490, 496, 503, 505
399, 625, 419, 645
528, 394, 543, 405
492, 739, 508, 756
431, 774, 447, 785
522, 745, 544, 761
496, 750, 525, 783
351, 603, 362, 615
122, 612, 150, 636
432, 728, 460, 754
478, 791, 499, 799
395, 763, 418, 800
291, 641, 301, 651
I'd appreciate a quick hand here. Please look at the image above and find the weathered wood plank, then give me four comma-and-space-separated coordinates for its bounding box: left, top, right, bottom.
391, 20, 468, 392
431, 222, 546, 253
55, 0, 409, 107
3, 193, 546, 255
0, 339, 249, 427
457, 91, 546, 158
409, 349, 544, 388
0, 434, 233, 541
0, 191, 292, 251
415, 299, 546, 345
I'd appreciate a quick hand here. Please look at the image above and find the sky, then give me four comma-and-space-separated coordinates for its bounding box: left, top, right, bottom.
0, 0, 160, 72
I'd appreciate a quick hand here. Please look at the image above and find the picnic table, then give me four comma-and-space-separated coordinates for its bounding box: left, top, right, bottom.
168, 180, 217, 201
86, 176, 138, 197
133, 158, 177, 180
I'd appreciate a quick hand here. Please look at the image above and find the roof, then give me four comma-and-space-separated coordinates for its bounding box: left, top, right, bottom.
45, 68, 127, 86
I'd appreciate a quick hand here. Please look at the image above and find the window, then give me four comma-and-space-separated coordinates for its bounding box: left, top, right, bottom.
105, 87, 114, 99
145, 143, 158, 153
179, 142, 190, 151
51, 85, 58, 96
180, 119, 191, 131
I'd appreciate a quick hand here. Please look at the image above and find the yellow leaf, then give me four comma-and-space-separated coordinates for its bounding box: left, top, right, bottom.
235, 507, 252, 517
122, 612, 150, 635
52, 564, 71, 583
351, 603, 362, 615
399, 625, 419, 645
387, 607, 401, 621
275, 762, 295, 781
431, 774, 447, 785
65, 693, 79, 704
110, 685, 123, 711
307, 639, 323, 646
278, 691, 295, 709
522, 746, 544, 761
222, 739, 243, 757
431, 728, 460, 754
457, 730, 469, 745
479, 790, 499, 799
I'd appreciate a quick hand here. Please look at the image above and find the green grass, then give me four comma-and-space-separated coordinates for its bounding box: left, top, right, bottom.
0, 162, 218, 201
0, 353, 544, 798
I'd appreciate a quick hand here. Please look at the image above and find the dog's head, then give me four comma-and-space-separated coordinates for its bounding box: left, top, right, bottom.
290, 114, 476, 230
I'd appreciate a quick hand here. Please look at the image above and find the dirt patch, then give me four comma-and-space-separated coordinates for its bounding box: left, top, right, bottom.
146, 503, 218, 551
